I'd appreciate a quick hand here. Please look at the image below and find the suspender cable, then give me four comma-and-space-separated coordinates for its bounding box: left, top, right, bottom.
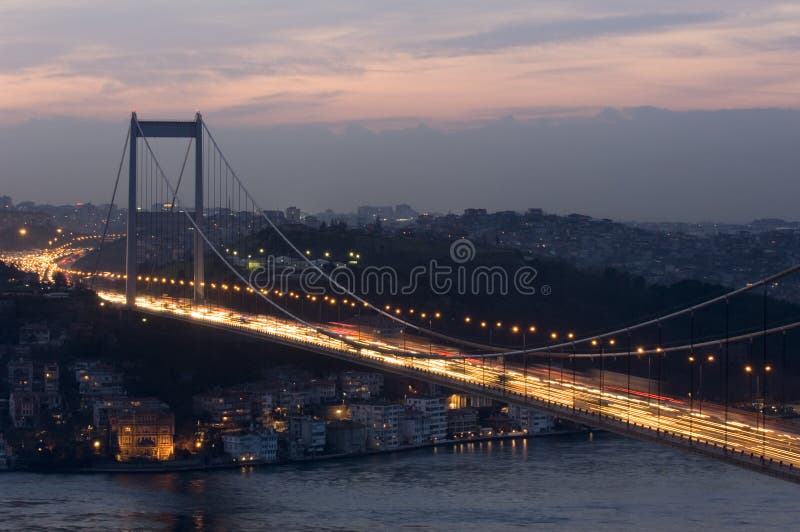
91, 126, 130, 287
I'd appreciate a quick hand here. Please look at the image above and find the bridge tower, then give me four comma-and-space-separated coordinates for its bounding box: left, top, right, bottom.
125, 112, 205, 306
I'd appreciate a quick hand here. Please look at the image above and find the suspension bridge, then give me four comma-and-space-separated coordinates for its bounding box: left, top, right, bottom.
20, 113, 800, 483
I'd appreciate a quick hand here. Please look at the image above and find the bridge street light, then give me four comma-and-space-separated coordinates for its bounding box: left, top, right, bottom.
697, 354, 716, 415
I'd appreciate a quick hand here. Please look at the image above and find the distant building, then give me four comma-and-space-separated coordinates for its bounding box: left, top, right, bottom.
285, 206, 302, 223
263, 210, 286, 225
463, 208, 487, 217
8, 358, 59, 393
288, 415, 326, 455
93, 397, 158, 429
0, 433, 9, 469
507, 405, 555, 433
357, 205, 394, 225
394, 204, 418, 221
0, 299, 15, 316
193, 390, 253, 430
9, 391, 62, 427
234, 385, 275, 423
278, 386, 311, 413
405, 397, 447, 443
350, 402, 402, 450
326, 420, 366, 454
110, 398, 174, 461
339, 371, 384, 401
7, 359, 33, 391
74, 361, 125, 403
223, 429, 278, 463
446, 408, 479, 438
399, 413, 427, 446
18, 322, 50, 345
310, 379, 337, 404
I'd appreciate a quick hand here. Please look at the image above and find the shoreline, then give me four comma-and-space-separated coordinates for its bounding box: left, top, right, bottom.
4, 429, 586, 475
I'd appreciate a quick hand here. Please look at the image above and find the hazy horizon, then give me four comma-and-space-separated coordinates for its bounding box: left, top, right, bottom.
2, 106, 800, 224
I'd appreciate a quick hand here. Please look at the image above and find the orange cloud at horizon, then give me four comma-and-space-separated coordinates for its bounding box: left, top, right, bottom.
1, 5, 799, 127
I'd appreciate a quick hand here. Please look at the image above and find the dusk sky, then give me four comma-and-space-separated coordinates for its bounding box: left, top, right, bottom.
2, 1, 799, 221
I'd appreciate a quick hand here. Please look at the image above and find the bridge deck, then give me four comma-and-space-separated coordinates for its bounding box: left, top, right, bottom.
99, 291, 800, 483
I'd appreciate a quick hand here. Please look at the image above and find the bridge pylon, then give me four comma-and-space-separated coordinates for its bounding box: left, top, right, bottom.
125, 112, 205, 307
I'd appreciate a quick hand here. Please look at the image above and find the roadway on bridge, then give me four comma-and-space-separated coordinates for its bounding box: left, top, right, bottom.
98, 290, 800, 472
8, 244, 800, 479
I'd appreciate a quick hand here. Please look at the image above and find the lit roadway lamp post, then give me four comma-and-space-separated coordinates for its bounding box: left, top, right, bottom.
564, 332, 575, 385
591, 339, 599, 418
747, 362, 774, 458
688, 354, 696, 442
429, 312, 440, 355
744, 364, 758, 436
565, 332, 576, 412
763, 363, 773, 458
655, 345, 664, 429
697, 354, 716, 415
511, 324, 533, 400
547, 332, 558, 404
602, 338, 615, 418
479, 321, 488, 386
743, 362, 772, 458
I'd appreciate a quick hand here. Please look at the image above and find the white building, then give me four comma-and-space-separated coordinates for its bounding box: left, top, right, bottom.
350, 402, 401, 450
405, 397, 447, 442
222, 429, 278, 463
507, 405, 555, 433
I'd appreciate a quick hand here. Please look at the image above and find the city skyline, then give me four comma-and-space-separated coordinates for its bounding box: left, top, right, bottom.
2, 107, 800, 222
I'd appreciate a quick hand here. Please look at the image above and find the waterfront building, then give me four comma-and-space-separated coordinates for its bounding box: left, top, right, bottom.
222, 429, 278, 462
399, 413, 426, 446
350, 402, 401, 450
507, 405, 555, 433
93, 397, 163, 430
446, 408, 480, 438
405, 397, 447, 442
325, 421, 367, 454
110, 398, 174, 461
288, 415, 326, 455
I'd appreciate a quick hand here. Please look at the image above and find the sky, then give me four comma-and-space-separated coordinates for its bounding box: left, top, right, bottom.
1, 1, 799, 221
